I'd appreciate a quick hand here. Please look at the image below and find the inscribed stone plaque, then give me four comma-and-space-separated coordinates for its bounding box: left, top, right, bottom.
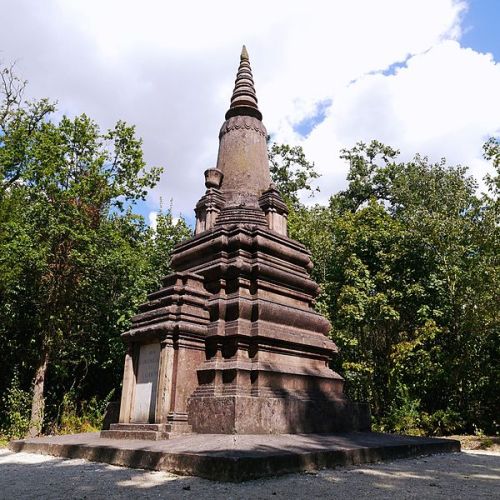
132, 342, 160, 423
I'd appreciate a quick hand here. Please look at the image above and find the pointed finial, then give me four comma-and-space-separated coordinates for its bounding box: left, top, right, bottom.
225, 46, 262, 121
241, 45, 249, 61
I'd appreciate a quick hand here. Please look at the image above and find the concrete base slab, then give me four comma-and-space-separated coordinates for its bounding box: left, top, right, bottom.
9, 432, 460, 482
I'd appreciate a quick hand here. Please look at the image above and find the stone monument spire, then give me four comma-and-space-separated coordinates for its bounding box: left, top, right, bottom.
225, 45, 262, 121
215, 46, 271, 210
106, 47, 369, 440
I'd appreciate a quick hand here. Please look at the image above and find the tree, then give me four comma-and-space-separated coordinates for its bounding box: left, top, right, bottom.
145, 204, 192, 288
268, 143, 319, 209
268, 143, 332, 284
0, 65, 162, 435
270, 138, 498, 434
328, 141, 498, 434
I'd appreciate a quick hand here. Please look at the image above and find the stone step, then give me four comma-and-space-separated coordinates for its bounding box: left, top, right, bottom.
100, 429, 170, 441
109, 423, 167, 432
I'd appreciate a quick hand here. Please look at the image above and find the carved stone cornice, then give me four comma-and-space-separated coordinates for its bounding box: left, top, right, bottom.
218, 115, 267, 140
259, 185, 288, 215
122, 272, 210, 342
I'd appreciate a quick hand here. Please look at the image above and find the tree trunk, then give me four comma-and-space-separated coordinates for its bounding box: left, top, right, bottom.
27, 349, 50, 437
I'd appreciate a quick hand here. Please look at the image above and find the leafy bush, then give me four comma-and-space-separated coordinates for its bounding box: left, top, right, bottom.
375, 385, 425, 436
56, 390, 115, 434
1, 371, 32, 439
421, 409, 464, 436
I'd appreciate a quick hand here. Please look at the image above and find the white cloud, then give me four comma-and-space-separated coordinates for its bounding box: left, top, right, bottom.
300, 41, 500, 201
148, 211, 181, 233
148, 211, 158, 232
1, 0, 497, 215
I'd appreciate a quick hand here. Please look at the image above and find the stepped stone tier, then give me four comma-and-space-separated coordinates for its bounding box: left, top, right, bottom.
102, 47, 370, 440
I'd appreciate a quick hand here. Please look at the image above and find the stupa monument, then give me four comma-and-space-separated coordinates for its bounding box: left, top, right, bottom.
11, 48, 460, 480
103, 46, 370, 440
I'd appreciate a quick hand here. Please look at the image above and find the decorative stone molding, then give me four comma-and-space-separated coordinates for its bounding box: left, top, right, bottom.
204, 168, 223, 189
218, 115, 267, 140
113, 272, 209, 435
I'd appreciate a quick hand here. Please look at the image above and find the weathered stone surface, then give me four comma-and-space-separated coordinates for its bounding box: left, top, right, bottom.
107, 46, 371, 437
259, 184, 289, 235
188, 395, 370, 434
132, 342, 160, 422
101, 401, 120, 430
101, 422, 192, 440
114, 272, 210, 432
9, 432, 461, 482
225, 44, 262, 122
216, 115, 270, 207
172, 219, 369, 433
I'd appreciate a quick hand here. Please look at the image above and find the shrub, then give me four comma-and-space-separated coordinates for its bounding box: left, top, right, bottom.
56, 390, 115, 434
1, 371, 32, 439
421, 409, 464, 436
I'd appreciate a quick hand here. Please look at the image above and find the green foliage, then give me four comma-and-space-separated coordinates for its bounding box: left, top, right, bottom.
0, 370, 32, 439
375, 385, 425, 436
421, 409, 465, 437
1, 63, 497, 439
483, 137, 500, 195
0, 63, 189, 435
374, 385, 464, 436
145, 203, 192, 288
268, 143, 319, 208
271, 139, 499, 436
56, 390, 115, 434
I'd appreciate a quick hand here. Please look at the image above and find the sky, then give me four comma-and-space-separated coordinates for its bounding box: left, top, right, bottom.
1, 0, 499, 226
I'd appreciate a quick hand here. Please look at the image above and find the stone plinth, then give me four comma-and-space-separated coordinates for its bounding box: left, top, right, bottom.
188, 396, 370, 434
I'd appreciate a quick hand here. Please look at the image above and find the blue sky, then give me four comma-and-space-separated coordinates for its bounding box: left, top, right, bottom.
1, 0, 499, 228
461, 0, 499, 59
290, 0, 500, 142
292, 0, 499, 148
141, 0, 500, 228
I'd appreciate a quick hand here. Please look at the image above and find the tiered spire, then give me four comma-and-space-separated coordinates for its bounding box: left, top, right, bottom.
225, 45, 262, 121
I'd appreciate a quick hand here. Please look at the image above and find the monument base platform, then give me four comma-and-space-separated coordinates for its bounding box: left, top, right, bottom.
9, 432, 460, 482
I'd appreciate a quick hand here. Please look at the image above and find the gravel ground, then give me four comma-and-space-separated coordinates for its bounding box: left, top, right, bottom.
1, 448, 499, 499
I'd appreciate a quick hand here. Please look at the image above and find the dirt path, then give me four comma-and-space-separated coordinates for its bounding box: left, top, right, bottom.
1, 448, 499, 499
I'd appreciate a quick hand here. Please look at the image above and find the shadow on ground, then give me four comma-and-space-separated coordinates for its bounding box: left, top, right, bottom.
1, 449, 499, 499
